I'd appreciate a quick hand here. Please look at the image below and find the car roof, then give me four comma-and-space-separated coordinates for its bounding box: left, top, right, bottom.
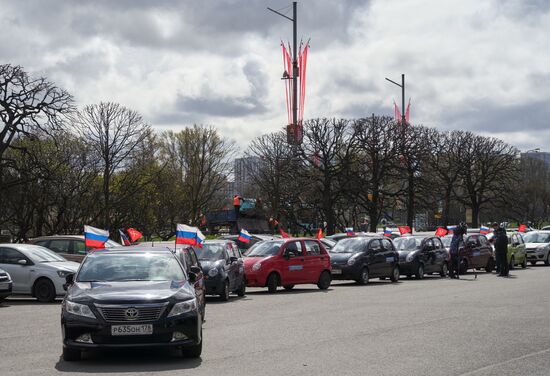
0, 243, 48, 251
31, 235, 84, 240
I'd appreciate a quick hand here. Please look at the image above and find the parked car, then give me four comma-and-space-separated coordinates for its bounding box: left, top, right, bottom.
61, 247, 203, 361
329, 236, 400, 284
194, 240, 246, 300
507, 232, 527, 269
218, 234, 278, 255
244, 238, 331, 293
29, 235, 121, 262
523, 231, 550, 265
393, 236, 450, 279
320, 238, 336, 250
0, 244, 79, 302
0, 267, 13, 302
459, 234, 495, 274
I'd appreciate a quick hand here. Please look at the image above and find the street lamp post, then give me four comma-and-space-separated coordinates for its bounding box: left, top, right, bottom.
385, 74, 406, 125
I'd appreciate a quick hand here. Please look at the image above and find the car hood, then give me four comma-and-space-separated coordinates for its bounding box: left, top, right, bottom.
525, 243, 549, 250
199, 260, 224, 271
244, 256, 273, 268
329, 253, 354, 264
68, 280, 194, 303
40, 261, 80, 272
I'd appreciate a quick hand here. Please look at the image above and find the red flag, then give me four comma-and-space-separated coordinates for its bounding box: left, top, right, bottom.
405, 98, 411, 124
399, 226, 411, 235
316, 228, 323, 240
127, 228, 143, 242
435, 227, 448, 237
393, 100, 401, 124
518, 224, 527, 233
280, 228, 290, 238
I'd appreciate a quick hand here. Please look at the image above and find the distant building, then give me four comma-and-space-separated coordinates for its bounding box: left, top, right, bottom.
521, 151, 550, 165
234, 156, 261, 196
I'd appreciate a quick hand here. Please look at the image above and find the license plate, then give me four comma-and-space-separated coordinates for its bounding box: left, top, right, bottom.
111, 324, 153, 336
332, 269, 342, 275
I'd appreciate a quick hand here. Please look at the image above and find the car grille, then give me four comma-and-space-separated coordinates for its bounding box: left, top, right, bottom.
0, 274, 8, 282
95, 303, 168, 323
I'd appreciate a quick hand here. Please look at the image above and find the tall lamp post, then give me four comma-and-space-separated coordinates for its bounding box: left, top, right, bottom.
385, 74, 406, 125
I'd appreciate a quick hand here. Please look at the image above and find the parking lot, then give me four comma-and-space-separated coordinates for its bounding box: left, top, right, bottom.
2, 266, 550, 376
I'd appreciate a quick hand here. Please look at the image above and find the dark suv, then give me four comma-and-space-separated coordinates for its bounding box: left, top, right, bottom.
329, 237, 400, 284
61, 247, 203, 361
393, 236, 450, 279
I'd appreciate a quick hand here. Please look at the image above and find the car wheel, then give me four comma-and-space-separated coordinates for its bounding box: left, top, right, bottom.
266, 273, 279, 293
236, 280, 246, 297
509, 256, 515, 270
183, 327, 202, 358
34, 278, 56, 302
220, 280, 230, 301
485, 258, 495, 273
531, 261, 537, 266
356, 268, 369, 285
283, 284, 295, 291
545, 255, 550, 266
440, 262, 448, 277
415, 263, 424, 279
62, 347, 81, 361
521, 257, 527, 269
317, 271, 331, 290
390, 266, 400, 282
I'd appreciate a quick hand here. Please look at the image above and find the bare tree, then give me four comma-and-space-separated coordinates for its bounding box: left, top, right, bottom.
76, 102, 151, 228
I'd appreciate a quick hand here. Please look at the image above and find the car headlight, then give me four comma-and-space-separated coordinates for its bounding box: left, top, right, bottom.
252, 262, 262, 271
168, 299, 197, 317
208, 268, 218, 277
64, 301, 96, 319
3, 271, 11, 280
406, 253, 416, 262
57, 270, 72, 278
347, 254, 360, 266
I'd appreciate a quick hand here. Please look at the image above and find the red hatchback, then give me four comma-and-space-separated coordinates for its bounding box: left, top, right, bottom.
244, 238, 331, 293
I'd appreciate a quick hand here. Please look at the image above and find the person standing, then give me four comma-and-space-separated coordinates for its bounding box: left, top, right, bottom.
492, 222, 509, 277
233, 194, 241, 220
449, 222, 466, 278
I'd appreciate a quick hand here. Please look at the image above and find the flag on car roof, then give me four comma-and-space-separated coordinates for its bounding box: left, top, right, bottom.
398, 226, 411, 235
316, 228, 323, 240
176, 224, 201, 246
127, 228, 143, 242
279, 228, 290, 238
238, 229, 251, 244
479, 226, 490, 235
346, 227, 355, 236
435, 227, 448, 237
447, 225, 457, 234
196, 229, 205, 248
84, 225, 109, 249
518, 224, 527, 233
384, 228, 393, 237
119, 229, 131, 246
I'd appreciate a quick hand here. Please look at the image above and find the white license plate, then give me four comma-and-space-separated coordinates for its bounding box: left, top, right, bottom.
111, 324, 153, 336
332, 269, 342, 275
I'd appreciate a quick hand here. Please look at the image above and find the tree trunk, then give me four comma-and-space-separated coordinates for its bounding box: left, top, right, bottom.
471, 205, 480, 228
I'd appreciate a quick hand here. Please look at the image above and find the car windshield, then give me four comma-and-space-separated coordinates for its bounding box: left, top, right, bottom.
247, 241, 283, 257
441, 237, 452, 247
105, 240, 121, 247
523, 232, 550, 244
393, 237, 423, 251
77, 253, 185, 282
330, 238, 368, 253
27, 246, 67, 263
195, 244, 225, 261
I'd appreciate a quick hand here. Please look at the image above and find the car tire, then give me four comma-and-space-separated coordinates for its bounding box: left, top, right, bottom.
509, 256, 515, 270
531, 261, 537, 266
390, 266, 400, 282
521, 257, 527, 269
283, 284, 295, 291
415, 263, 424, 279
34, 278, 56, 303
183, 327, 202, 358
545, 255, 550, 266
440, 262, 448, 277
266, 273, 279, 293
220, 280, 230, 301
62, 347, 81, 362
485, 258, 495, 273
356, 268, 369, 285
236, 280, 246, 297
317, 271, 331, 290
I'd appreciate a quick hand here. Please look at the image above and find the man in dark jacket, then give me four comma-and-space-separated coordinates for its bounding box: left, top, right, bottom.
449, 222, 467, 278
492, 222, 509, 277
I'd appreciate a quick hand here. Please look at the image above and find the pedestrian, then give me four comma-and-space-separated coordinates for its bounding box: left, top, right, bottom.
449, 222, 467, 278
233, 194, 241, 220
492, 222, 509, 277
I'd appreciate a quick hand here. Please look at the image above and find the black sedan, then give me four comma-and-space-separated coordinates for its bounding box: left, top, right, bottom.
194, 240, 246, 301
329, 236, 400, 284
61, 247, 203, 361
393, 236, 450, 279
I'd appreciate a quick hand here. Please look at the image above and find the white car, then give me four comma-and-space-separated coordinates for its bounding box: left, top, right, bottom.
0, 244, 79, 302
522, 231, 550, 266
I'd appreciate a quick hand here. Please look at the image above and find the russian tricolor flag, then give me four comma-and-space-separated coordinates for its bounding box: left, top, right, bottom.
447, 225, 457, 234
479, 226, 490, 235
176, 224, 206, 248
346, 227, 355, 236
119, 229, 131, 246
238, 229, 251, 244
84, 225, 109, 249
384, 228, 393, 237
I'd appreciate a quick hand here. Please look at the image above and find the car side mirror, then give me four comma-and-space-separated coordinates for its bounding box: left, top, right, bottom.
230, 256, 238, 263
17, 259, 28, 265
63, 273, 75, 291
190, 266, 201, 274
282, 251, 291, 260
188, 272, 197, 283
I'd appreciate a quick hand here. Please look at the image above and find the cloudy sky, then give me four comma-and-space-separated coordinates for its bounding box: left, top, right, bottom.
2, 0, 549, 152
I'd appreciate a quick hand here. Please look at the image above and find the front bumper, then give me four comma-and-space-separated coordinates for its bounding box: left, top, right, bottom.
526, 251, 546, 261
397, 261, 416, 275
203, 275, 224, 295
330, 264, 360, 280
62, 310, 201, 350
0, 281, 12, 298
244, 270, 267, 287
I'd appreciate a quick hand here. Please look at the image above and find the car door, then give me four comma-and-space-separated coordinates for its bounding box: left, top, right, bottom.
0, 247, 33, 293
303, 240, 325, 282
380, 238, 398, 275
464, 235, 478, 267
419, 238, 435, 273
226, 243, 240, 291
515, 233, 526, 263
367, 240, 384, 277
478, 235, 492, 267
433, 238, 448, 268
280, 241, 306, 284
186, 248, 205, 312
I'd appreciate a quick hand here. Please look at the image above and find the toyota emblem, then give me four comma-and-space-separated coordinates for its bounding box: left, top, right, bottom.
124, 308, 139, 320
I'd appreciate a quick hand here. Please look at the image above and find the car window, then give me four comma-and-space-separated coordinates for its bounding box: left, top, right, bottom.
381, 238, 395, 252
188, 248, 199, 266
0, 248, 27, 264
227, 243, 237, 258
424, 239, 434, 249
34, 240, 50, 247
48, 239, 71, 254
304, 240, 321, 256
72, 240, 86, 255
369, 240, 382, 252
434, 238, 444, 249
285, 241, 304, 257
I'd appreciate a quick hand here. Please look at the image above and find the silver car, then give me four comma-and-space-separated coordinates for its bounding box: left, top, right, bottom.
523, 231, 550, 265
0, 244, 79, 302
0, 267, 12, 302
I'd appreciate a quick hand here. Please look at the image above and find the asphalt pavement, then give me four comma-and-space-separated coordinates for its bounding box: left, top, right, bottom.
2, 266, 550, 376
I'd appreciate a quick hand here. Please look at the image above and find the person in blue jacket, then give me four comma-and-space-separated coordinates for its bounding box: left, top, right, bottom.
449, 222, 467, 278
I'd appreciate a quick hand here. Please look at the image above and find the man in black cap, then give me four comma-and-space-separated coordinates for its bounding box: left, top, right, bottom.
492, 222, 509, 277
